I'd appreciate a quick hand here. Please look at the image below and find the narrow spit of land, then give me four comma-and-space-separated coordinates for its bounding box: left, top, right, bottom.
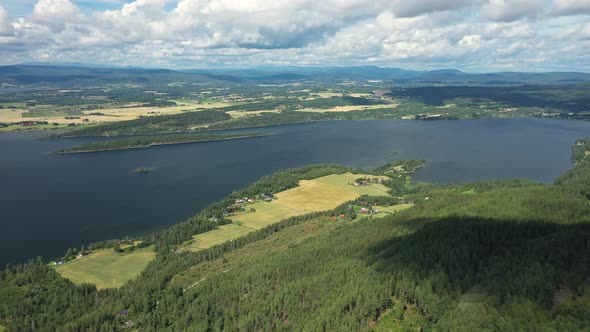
52, 132, 272, 154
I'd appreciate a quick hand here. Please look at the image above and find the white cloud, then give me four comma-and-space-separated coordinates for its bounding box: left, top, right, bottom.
0, 6, 14, 36
32, 0, 80, 31
0, 0, 588, 71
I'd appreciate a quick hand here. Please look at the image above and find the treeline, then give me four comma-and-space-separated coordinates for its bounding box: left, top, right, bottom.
53, 132, 269, 154
58, 110, 231, 136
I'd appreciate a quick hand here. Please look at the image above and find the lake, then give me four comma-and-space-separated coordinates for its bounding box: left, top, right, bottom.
1, 118, 589, 266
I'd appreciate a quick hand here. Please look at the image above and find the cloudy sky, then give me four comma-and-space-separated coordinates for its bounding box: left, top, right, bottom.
0, 0, 589, 71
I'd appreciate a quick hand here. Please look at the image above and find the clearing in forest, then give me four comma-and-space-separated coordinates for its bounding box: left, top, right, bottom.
230, 173, 391, 230
55, 246, 155, 289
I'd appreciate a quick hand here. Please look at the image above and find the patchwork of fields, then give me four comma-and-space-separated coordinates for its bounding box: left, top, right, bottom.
186, 172, 392, 251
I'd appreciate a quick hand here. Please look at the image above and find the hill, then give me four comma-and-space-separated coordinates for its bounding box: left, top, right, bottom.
0, 147, 589, 330
3, 64, 590, 88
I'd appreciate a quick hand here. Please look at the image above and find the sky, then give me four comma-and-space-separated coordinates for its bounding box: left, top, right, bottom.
0, 0, 589, 71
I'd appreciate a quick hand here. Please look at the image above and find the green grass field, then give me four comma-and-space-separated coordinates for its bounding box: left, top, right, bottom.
55, 246, 155, 289
189, 223, 254, 251
370, 204, 416, 219
0, 324, 6, 331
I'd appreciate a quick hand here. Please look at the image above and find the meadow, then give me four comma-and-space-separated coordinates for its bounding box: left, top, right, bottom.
55, 246, 155, 289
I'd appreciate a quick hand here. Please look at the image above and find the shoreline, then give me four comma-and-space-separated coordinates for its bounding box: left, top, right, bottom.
52, 133, 273, 154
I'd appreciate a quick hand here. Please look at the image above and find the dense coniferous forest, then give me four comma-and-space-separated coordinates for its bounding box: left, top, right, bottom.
1, 142, 590, 330
53, 132, 270, 153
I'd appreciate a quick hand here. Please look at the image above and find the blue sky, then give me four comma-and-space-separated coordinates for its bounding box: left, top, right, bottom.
0, 0, 589, 71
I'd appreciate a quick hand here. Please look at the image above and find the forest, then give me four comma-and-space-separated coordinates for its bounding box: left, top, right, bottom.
1, 141, 589, 330
53, 132, 270, 154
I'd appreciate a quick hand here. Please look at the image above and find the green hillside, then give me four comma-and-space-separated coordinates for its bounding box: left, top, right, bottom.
0, 144, 589, 330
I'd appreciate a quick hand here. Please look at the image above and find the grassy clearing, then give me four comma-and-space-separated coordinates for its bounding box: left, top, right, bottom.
189, 224, 254, 251
55, 246, 155, 289
366, 204, 415, 219
174, 218, 337, 289
462, 188, 478, 195
0, 324, 6, 331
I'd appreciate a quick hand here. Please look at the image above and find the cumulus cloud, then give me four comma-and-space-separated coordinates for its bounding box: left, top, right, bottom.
551, 0, 590, 16
0, 0, 588, 71
483, 0, 547, 21
32, 0, 80, 31
0, 6, 14, 36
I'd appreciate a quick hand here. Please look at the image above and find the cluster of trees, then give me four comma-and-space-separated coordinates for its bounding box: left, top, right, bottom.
1, 145, 590, 330
54, 132, 268, 153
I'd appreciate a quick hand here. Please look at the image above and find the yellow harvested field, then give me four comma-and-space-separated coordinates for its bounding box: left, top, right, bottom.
313, 173, 391, 196
226, 110, 281, 118
295, 104, 396, 113
314, 92, 343, 98
231, 173, 391, 229
55, 246, 155, 289
232, 202, 299, 229
180, 173, 392, 253
0, 100, 230, 125
189, 224, 254, 251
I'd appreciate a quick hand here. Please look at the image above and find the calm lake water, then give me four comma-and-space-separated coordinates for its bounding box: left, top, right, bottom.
1, 118, 589, 266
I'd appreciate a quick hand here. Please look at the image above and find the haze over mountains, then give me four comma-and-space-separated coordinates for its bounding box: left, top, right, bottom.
2, 63, 590, 87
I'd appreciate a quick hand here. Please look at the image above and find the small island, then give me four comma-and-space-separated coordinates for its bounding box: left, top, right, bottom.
52, 132, 271, 154
133, 167, 153, 174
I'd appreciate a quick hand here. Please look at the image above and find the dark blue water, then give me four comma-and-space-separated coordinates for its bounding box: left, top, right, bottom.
1, 118, 589, 266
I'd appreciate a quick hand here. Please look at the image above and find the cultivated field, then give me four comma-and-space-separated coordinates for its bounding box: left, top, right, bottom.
178, 173, 392, 253
295, 104, 396, 113
189, 223, 254, 251
231, 202, 299, 229
55, 246, 155, 289
231, 173, 391, 228
0, 100, 232, 125
226, 110, 281, 118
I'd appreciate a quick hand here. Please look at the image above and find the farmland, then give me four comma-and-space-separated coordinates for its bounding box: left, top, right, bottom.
188, 224, 254, 251
180, 172, 392, 252
55, 246, 155, 289
233, 173, 391, 226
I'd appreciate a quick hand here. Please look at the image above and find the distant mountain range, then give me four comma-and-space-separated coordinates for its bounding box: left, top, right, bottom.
1, 63, 590, 87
